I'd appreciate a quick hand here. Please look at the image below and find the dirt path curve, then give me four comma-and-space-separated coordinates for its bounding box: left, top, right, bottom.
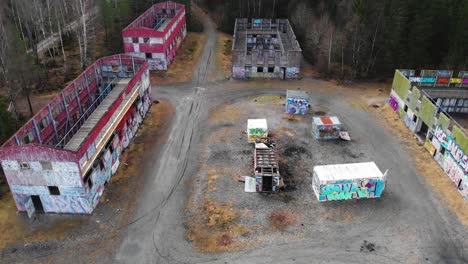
114, 5, 217, 264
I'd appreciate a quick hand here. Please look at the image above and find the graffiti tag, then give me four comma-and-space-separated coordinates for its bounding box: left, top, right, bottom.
389, 95, 399, 112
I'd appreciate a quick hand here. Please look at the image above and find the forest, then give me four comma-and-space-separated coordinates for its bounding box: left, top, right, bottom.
202, 0, 468, 79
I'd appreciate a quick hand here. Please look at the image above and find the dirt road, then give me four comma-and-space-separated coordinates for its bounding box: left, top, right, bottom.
115, 11, 467, 264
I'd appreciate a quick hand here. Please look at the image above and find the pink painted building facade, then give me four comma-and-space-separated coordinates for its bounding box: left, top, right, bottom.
122, 1, 187, 71
0, 54, 152, 215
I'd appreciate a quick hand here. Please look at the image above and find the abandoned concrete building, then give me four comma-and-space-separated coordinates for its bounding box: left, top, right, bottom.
232, 18, 302, 79
122, 1, 187, 71
0, 55, 152, 215
389, 69, 468, 200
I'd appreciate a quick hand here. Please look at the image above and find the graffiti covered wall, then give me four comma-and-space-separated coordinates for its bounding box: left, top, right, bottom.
248, 128, 268, 143
286, 97, 309, 114
232, 66, 245, 78
313, 177, 385, 201
285, 67, 300, 79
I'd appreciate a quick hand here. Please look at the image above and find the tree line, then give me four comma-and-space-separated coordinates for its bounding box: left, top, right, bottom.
201, 0, 467, 79
0, 0, 199, 144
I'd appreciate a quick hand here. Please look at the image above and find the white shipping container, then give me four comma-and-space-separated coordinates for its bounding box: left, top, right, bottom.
312, 162, 387, 202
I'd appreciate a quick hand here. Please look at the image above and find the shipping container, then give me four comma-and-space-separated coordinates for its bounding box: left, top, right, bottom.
312, 116, 342, 140
286, 90, 309, 115
247, 119, 268, 143
312, 162, 387, 201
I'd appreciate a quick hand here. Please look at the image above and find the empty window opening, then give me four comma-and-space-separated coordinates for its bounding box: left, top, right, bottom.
440, 147, 446, 155
146, 53, 152, 59
262, 176, 273, 192
143, 37, 149, 43
403, 105, 408, 112
48, 186, 60, 195
132, 37, 138, 43
418, 122, 429, 138
268, 67, 274, 73
412, 115, 417, 123
20, 161, 30, 170
41, 161, 52, 170
257, 67, 264, 73
84, 170, 93, 189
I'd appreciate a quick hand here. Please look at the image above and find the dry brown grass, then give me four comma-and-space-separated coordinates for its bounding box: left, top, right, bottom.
215, 32, 233, 79
186, 199, 248, 252
277, 126, 297, 137
151, 32, 207, 86
377, 104, 468, 225
209, 104, 241, 123
249, 95, 284, 103
268, 210, 298, 231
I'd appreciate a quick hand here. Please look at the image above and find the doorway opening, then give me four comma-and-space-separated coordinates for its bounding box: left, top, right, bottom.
262, 176, 273, 192
31, 195, 44, 213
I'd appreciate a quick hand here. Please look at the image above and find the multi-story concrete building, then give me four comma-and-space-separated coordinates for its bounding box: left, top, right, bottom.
232, 18, 302, 80
122, 1, 187, 71
0, 54, 152, 215
389, 69, 468, 200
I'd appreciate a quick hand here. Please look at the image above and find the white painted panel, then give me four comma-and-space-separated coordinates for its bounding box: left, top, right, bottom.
153, 53, 165, 59
1, 160, 19, 171
11, 185, 49, 195
134, 44, 140, 53
60, 186, 86, 196
150, 38, 163, 44
123, 37, 133, 43
313, 162, 384, 183
29, 161, 42, 172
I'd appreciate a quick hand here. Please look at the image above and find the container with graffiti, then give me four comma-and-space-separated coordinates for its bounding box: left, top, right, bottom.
312, 116, 342, 140
247, 119, 268, 143
286, 90, 310, 115
312, 162, 388, 202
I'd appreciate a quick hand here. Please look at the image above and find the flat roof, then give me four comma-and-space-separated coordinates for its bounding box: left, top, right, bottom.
287, 90, 309, 99
313, 116, 341, 126
64, 78, 131, 151
313, 162, 384, 182
248, 119, 268, 128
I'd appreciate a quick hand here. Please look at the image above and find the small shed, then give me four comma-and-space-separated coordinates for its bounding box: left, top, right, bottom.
312, 116, 342, 139
312, 162, 387, 201
247, 119, 268, 143
286, 90, 310, 114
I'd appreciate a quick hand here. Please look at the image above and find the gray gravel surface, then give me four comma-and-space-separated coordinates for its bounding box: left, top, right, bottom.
114, 12, 468, 264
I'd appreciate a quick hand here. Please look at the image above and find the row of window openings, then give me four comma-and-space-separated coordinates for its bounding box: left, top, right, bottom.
247, 67, 275, 73
131, 22, 185, 44
19, 161, 52, 170
23, 101, 90, 144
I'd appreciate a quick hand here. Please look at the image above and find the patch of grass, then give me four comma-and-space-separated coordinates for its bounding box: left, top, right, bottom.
151, 32, 207, 85
215, 33, 233, 79
204, 200, 238, 228
268, 210, 297, 231
187, 199, 247, 252
209, 104, 241, 123
249, 95, 283, 103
